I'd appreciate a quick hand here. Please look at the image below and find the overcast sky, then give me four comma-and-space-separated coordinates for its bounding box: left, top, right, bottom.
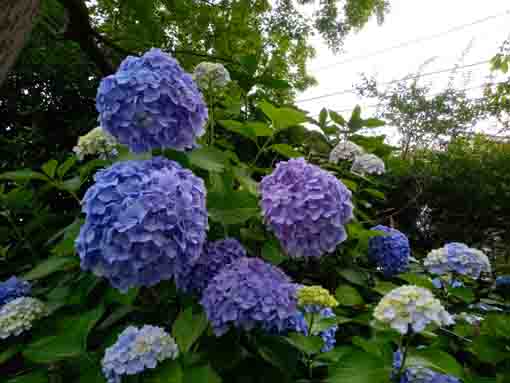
295, 0, 510, 139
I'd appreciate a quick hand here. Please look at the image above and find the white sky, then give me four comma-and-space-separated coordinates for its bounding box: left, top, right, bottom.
296, 0, 510, 140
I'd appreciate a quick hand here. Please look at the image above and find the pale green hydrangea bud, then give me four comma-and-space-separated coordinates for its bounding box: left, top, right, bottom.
0, 297, 47, 339
297, 285, 338, 308
193, 62, 231, 90
73, 126, 118, 160
373, 285, 453, 334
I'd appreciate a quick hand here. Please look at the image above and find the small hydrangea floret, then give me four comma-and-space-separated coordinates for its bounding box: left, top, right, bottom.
351, 153, 385, 175
424, 243, 491, 279
0, 276, 31, 306
0, 297, 47, 339
374, 285, 454, 334
175, 238, 247, 294
329, 141, 365, 163
102, 325, 179, 383
368, 225, 410, 277
200, 258, 299, 336
260, 158, 353, 258
73, 126, 118, 160
193, 62, 231, 90
96, 48, 208, 153
297, 285, 338, 308
76, 157, 208, 292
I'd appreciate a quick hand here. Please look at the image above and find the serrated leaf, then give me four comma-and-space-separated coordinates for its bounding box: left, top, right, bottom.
271, 144, 302, 158
188, 147, 230, 172
335, 285, 364, 306
172, 308, 208, 353
42, 159, 58, 178
285, 333, 324, 355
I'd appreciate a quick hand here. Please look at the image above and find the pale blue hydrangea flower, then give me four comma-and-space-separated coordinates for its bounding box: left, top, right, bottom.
393, 351, 461, 383
368, 225, 410, 277
76, 157, 208, 292
0, 276, 31, 306
0, 297, 47, 339
102, 325, 179, 383
193, 62, 231, 90
351, 153, 385, 175
260, 158, 353, 258
73, 126, 118, 160
373, 285, 454, 334
424, 243, 491, 279
96, 48, 208, 153
329, 140, 365, 163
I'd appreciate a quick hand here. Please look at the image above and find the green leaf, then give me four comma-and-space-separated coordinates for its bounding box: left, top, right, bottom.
261, 239, 286, 265
7, 371, 48, 383
481, 314, 510, 339
319, 108, 328, 129
208, 189, 259, 225
315, 346, 355, 363
219, 120, 256, 142
328, 350, 390, 383
172, 308, 208, 353
23, 256, 79, 281
23, 306, 104, 363
56, 176, 82, 193
271, 144, 302, 158
471, 336, 509, 364
42, 159, 58, 178
373, 281, 398, 295
57, 156, 77, 178
338, 269, 368, 286
285, 333, 323, 355
239, 54, 258, 75
246, 121, 273, 137
363, 118, 385, 128
104, 286, 139, 306
259, 101, 307, 130
183, 364, 221, 383
406, 349, 464, 378
335, 285, 364, 306
232, 167, 258, 196
146, 359, 183, 383
0, 345, 21, 364
329, 111, 346, 126
188, 147, 230, 172
447, 286, 475, 303
341, 178, 358, 191
254, 334, 299, 374
398, 273, 434, 290
0, 170, 49, 182
364, 188, 385, 199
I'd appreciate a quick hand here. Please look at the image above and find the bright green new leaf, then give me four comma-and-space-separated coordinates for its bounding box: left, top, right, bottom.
172, 307, 208, 353
271, 144, 302, 158
41, 159, 58, 178
188, 147, 230, 172
285, 333, 324, 355
335, 285, 364, 306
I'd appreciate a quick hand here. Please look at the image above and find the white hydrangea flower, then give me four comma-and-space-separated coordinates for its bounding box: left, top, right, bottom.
373, 285, 454, 334
73, 126, 118, 161
329, 141, 365, 163
351, 153, 385, 175
0, 297, 47, 339
193, 62, 231, 90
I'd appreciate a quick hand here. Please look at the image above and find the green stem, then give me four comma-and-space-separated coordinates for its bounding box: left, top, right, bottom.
397, 334, 412, 381
250, 136, 273, 166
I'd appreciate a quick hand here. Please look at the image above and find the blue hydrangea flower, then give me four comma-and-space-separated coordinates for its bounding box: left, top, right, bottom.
368, 225, 410, 277
260, 158, 353, 258
200, 257, 299, 336
0, 276, 31, 306
96, 48, 208, 153
0, 297, 47, 339
495, 275, 510, 288
76, 157, 208, 292
102, 325, 179, 383
424, 243, 491, 279
175, 238, 247, 294
392, 351, 461, 383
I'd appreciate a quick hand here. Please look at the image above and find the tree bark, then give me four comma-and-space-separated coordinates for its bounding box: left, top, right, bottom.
0, 0, 40, 87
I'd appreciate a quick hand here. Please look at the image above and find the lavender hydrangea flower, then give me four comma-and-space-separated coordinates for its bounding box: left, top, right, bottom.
329, 141, 365, 163
200, 258, 299, 336
392, 351, 461, 383
260, 158, 354, 258
368, 225, 410, 277
0, 297, 47, 339
351, 153, 385, 175
193, 62, 231, 90
424, 243, 491, 279
102, 325, 179, 383
0, 276, 31, 306
175, 238, 247, 294
96, 48, 208, 153
76, 157, 208, 292
374, 285, 454, 334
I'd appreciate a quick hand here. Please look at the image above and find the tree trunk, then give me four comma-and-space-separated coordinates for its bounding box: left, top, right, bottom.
0, 0, 40, 87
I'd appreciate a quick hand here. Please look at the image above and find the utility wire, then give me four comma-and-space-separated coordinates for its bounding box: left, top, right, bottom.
311, 9, 510, 72
297, 59, 491, 103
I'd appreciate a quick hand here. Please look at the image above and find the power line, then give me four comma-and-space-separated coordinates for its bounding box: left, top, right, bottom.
297, 59, 491, 103
311, 9, 510, 72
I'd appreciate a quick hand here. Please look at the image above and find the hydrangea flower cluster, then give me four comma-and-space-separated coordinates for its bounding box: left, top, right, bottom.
329, 141, 365, 163
96, 48, 208, 153
496, 275, 510, 288
193, 62, 231, 90
393, 351, 460, 383
297, 285, 338, 308
102, 325, 179, 383
424, 243, 491, 279
260, 158, 353, 258
0, 276, 31, 306
351, 153, 386, 175
373, 285, 454, 334
200, 257, 299, 336
76, 157, 208, 292
73, 126, 118, 160
175, 238, 246, 294
368, 225, 410, 277
0, 297, 47, 339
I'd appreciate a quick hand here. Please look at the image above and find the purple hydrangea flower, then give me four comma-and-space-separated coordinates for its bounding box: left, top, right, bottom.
392, 351, 461, 383
175, 238, 247, 294
0, 276, 31, 306
102, 325, 179, 383
260, 158, 354, 258
200, 257, 299, 336
368, 225, 410, 277
76, 157, 208, 292
96, 48, 208, 153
